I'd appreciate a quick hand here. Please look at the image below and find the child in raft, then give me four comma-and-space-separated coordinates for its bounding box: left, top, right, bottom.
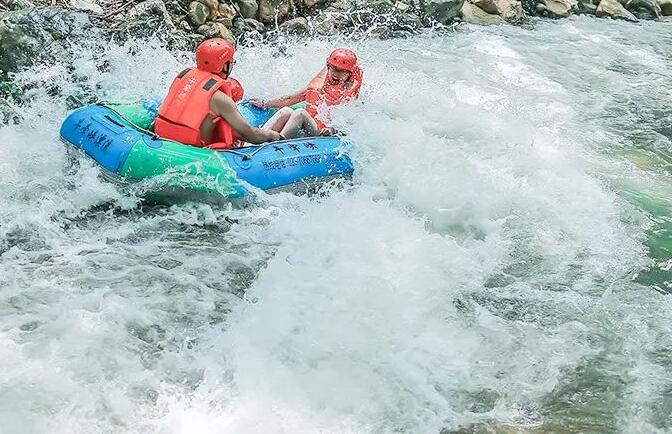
249, 48, 363, 139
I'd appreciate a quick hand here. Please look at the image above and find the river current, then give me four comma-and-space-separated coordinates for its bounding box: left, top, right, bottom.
1, 16, 672, 434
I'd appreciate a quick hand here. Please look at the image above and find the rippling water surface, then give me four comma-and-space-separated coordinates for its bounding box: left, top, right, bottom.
1, 16, 672, 434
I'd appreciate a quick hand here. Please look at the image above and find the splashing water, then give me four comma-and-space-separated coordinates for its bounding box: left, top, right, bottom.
1, 16, 672, 434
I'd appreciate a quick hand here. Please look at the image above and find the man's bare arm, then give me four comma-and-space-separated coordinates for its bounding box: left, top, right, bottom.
211, 91, 284, 144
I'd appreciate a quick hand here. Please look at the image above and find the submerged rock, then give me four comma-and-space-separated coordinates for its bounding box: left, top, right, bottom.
596, 0, 639, 20
460, 1, 506, 23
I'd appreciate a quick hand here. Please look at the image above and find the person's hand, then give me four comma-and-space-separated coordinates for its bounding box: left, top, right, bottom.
267, 131, 285, 142
250, 98, 266, 108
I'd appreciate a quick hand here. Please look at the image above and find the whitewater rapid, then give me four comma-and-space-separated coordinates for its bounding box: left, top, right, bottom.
1, 16, 672, 434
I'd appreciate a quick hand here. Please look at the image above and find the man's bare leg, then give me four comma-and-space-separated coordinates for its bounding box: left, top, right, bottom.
262, 107, 293, 132
280, 109, 321, 139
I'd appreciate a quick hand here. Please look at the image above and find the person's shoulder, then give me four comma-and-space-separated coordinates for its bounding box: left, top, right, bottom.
212, 89, 235, 107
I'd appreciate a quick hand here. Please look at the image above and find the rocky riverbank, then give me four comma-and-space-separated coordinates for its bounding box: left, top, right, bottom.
0, 0, 670, 105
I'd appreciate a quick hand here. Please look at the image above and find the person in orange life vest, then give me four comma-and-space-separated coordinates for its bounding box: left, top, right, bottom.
249, 48, 362, 139
227, 77, 244, 102
155, 38, 283, 150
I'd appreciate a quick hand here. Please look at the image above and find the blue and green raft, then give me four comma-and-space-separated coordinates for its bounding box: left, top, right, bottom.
60, 100, 354, 201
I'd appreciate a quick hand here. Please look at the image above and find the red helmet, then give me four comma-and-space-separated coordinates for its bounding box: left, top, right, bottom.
326, 48, 358, 72
196, 38, 235, 74
227, 77, 244, 102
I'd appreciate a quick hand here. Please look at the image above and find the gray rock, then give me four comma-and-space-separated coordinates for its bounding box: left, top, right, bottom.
6, 0, 35, 10
236, 0, 259, 18
460, 1, 506, 23
312, 10, 351, 34
0, 7, 96, 78
621, 0, 661, 18
537, 0, 574, 16
576, 0, 598, 13
197, 21, 234, 41
257, 0, 292, 23
69, 0, 104, 14
659, 0, 672, 14
279, 16, 311, 33
117, 0, 176, 39
596, 0, 639, 19
244, 17, 265, 31
472, 0, 524, 22
424, 0, 466, 24
188, 1, 210, 26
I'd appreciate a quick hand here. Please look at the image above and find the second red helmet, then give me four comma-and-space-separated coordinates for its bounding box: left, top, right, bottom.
196, 38, 235, 73
326, 48, 358, 72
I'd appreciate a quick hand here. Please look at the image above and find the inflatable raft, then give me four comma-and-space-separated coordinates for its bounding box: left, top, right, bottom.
59, 100, 354, 201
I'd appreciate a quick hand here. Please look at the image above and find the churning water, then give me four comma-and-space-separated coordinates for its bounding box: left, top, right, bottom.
1, 16, 672, 434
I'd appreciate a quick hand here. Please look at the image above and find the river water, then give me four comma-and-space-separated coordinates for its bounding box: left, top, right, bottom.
1, 15, 672, 434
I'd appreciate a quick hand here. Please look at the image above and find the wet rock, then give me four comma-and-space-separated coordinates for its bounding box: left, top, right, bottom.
69, 0, 104, 14
117, 0, 176, 38
312, 10, 351, 35
424, 0, 467, 24
188, 1, 210, 26
280, 16, 311, 33
460, 1, 506, 23
196, 0, 220, 17
472, 0, 524, 22
596, 0, 639, 19
197, 21, 234, 40
621, 0, 661, 18
236, 0, 259, 18
659, 0, 672, 14
244, 17, 265, 31
6, 0, 35, 10
576, 0, 598, 13
218, 2, 237, 21
0, 7, 96, 78
536, 0, 575, 16
257, 0, 292, 24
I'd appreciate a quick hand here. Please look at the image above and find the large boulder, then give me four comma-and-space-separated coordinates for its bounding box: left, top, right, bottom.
472, 0, 524, 22
621, 0, 661, 18
460, 1, 506, 23
0, 7, 96, 79
257, 0, 292, 23
659, 0, 672, 14
596, 0, 638, 19
424, 0, 466, 23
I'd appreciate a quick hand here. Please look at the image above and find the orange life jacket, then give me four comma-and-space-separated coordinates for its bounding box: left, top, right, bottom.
155, 68, 235, 149
305, 66, 362, 129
